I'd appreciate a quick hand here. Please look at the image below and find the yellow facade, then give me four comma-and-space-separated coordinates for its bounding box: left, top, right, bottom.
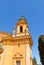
0, 16, 33, 65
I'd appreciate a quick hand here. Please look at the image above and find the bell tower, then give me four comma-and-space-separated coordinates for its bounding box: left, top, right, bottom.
16, 16, 29, 37
17, 16, 28, 33
0, 16, 33, 65
12, 16, 33, 65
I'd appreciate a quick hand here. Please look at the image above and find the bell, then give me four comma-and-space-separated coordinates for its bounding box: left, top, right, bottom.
0, 44, 4, 54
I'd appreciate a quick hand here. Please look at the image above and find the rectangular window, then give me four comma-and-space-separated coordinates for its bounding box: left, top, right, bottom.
16, 61, 21, 65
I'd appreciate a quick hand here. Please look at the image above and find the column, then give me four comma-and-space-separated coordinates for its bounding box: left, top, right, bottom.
26, 44, 31, 65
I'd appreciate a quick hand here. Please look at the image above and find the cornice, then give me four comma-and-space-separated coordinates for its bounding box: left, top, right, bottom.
16, 21, 28, 26
1, 35, 33, 46
15, 32, 30, 34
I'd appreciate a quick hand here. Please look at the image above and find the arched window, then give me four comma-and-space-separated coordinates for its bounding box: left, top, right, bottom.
16, 61, 21, 65
20, 26, 23, 32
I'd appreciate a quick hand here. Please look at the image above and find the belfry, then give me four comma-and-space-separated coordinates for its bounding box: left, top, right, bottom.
0, 16, 33, 65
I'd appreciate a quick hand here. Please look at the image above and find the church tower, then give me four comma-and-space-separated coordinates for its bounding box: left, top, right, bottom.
0, 16, 33, 65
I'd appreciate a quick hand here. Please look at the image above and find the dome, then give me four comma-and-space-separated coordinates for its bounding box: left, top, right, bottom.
19, 16, 27, 21
16, 16, 28, 25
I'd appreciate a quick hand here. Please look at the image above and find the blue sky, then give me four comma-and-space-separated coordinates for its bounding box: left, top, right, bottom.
0, 0, 44, 64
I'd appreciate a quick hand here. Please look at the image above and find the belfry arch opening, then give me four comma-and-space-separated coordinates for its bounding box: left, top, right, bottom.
20, 26, 23, 32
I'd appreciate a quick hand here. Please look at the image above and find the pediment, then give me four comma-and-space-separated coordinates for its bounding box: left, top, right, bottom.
0, 31, 11, 41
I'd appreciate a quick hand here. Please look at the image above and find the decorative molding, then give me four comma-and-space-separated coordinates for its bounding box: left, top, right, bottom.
1, 36, 33, 46
13, 53, 23, 59
16, 21, 28, 26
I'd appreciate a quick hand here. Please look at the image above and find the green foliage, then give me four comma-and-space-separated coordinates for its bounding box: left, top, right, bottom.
38, 35, 44, 65
33, 57, 38, 65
